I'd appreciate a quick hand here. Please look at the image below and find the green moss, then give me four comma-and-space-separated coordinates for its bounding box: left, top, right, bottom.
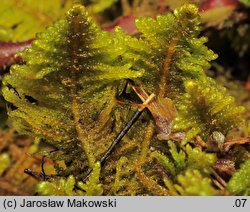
186, 144, 216, 172
175, 169, 219, 196
151, 151, 176, 176
116, 4, 217, 97
240, 0, 250, 6
37, 175, 80, 196
0, 153, 11, 176
78, 162, 103, 196
154, 141, 216, 175
173, 77, 245, 143
3, 4, 142, 173
228, 158, 250, 195
0, 0, 74, 41
168, 141, 186, 172
2, 3, 248, 196
87, 0, 118, 14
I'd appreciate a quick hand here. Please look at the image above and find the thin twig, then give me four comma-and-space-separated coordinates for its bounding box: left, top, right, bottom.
82, 93, 155, 182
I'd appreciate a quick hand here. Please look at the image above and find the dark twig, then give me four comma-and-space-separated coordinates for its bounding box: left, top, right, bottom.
82, 93, 155, 182
82, 109, 143, 182
24, 155, 48, 181
24, 168, 45, 181
41, 156, 47, 180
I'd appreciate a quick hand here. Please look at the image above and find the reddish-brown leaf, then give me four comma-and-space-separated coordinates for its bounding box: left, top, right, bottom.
0, 39, 33, 70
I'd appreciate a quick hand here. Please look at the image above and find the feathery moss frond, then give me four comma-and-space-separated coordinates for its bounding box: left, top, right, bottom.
2, 4, 142, 172
174, 169, 219, 196
173, 77, 245, 143
116, 4, 217, 98
151, 151, 176, 176
186, 144, 216, 172
168, 141, 186, 172
154, 141, 216, 176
